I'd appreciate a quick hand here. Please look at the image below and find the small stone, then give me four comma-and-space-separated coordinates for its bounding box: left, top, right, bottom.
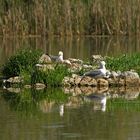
6, 76, 23, 83
74, 76, 82, 85
38, 54, 52, 63
69, 78, 75, 85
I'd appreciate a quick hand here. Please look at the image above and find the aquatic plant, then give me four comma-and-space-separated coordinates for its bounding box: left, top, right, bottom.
106, 53, 140, 75
2, 49, 42, 77
31, 64, 71, 87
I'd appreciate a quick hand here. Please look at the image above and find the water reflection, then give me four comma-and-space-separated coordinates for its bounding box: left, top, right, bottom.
1, 36, 140, 65
1, 86, 140, 114
1, 87, 140, 140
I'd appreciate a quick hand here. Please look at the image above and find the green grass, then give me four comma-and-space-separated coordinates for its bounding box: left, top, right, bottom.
31, 64, 71, 87
106, 53, 140, 75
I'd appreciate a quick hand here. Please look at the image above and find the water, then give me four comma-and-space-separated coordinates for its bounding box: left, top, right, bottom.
0, 87, 140, 140
1, 36, 140, 65
0, 37, 140, 140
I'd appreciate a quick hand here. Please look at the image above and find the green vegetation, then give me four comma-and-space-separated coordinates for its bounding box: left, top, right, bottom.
2, 49, 140, 86
31, 64, 71, 86
106, 53, 140, 75
2, 49, 71, 86
0, 0, 140, 36
2, 48, 42, 77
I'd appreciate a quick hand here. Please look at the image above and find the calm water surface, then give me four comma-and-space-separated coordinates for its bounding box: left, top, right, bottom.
0, 37, 140, 140
0, 36, 140, 65
0, 87, 140, 140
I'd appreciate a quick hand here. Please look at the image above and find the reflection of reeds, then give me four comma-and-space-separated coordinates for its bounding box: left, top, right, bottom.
107, 99, 140, 112
0, 0, 140, 36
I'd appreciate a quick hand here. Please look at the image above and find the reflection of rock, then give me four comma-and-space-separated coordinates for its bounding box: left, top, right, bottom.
80, 76, 97, 86
33, 83, 46, 90
63, 86, 108, 95
4, 87, 21, 93
108, 87, 140, 100
97, 78, 108, 87
24, 85, 32, 88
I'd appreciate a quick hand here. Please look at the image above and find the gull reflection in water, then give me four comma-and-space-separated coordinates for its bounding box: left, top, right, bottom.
84, 92, 108, 112
59, 104, 64, 117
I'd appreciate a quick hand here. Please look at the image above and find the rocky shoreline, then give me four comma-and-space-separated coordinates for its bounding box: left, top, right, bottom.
1, 54, 140, 90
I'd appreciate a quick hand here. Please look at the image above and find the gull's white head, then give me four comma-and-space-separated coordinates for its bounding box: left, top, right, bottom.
100, 61, 106, 66
58, 51, 63, 56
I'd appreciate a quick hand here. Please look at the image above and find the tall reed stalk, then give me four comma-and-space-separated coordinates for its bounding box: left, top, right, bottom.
0, 0, 140, 36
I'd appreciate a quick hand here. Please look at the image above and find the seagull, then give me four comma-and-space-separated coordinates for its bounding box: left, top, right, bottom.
49, 51, 64, 62
83, 61, 107, 78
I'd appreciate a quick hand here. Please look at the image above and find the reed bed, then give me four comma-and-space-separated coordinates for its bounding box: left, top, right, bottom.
0, 0, 140, 36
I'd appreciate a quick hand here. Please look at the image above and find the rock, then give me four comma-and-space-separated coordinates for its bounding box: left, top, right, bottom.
63, 59, 72, 66
110, 71, 119, 78
74, 76, 82, 85
82, 64, 93, 70
62, 77, 71, 86
122, 71, 140, 86
38, 54, 52, 63
97, 78, 108, 87
68, 63, 82, 73
36, 64, 54, 71
123, 71, 139, 79
6, 76, 23, 83
91, 55, 104, 63
34, 83, 46, 90
68, 58, 83, 64
69, 77, 75, 85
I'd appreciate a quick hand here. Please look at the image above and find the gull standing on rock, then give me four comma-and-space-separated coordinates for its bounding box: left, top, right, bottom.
83, 61, 107, 78
49, 51, 64, 62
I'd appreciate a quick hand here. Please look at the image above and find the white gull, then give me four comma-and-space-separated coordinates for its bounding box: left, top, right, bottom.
83, 61, 107, 78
